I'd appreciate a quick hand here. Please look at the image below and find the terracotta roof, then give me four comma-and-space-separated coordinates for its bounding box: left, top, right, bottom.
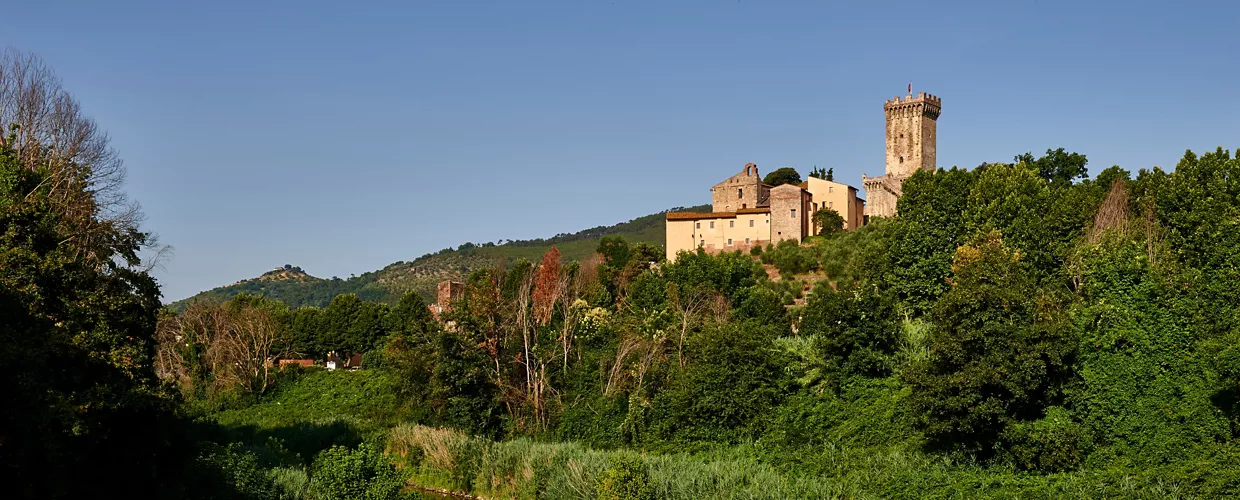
667, 208, 770, 221
666, 211, 735, 221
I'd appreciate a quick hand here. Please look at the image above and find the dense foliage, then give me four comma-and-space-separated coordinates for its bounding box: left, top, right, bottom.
762, 166, 803, 187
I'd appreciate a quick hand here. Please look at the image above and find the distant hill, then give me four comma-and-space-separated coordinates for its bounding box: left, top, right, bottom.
169, 205, 709, 311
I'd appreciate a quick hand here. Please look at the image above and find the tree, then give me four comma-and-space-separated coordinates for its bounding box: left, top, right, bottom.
532, 247, 563, 326
904, 231, 1074, 457
649, 322, 788, 444
883, 167, 976, 314
762, 167, 802, 187
809, 166, 832, 180
0, 49, 142, 243
1, 100, 186, 496
799, 284, 900, 387
156, 297, 292, 397
812, 207, 845, 235
1014, 148, 1088, 187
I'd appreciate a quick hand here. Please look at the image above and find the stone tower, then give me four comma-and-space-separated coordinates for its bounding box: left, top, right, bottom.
863, 91, 941, 218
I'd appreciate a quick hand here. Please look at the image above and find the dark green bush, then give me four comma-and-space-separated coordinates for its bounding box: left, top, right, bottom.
311, 443, 407, 500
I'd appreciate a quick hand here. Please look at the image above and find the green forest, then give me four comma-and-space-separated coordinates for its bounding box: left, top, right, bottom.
7, 49, 1240, 499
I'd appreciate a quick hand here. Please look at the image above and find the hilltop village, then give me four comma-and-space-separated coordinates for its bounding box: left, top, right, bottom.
665, 91, 942, 260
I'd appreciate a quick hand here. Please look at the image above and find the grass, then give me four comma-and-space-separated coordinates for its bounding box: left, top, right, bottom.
386, 423, 1240, 499
210, 369, 406, 431
199, 365, 1240, 499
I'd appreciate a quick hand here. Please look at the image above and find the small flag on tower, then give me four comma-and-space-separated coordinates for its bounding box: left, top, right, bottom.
908, 82, 912, 93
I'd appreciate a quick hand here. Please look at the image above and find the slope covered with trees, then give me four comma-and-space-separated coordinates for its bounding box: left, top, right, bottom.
170, 205, 709, 311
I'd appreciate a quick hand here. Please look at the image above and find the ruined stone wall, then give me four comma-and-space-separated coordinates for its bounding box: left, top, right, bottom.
711, 163, 770, 212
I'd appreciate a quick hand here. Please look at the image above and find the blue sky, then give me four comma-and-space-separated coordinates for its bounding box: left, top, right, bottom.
5, 0, 1237, 301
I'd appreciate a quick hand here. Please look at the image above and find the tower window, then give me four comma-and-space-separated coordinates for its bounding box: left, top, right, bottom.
899, 156, 904, 163
738, 188, 743, 199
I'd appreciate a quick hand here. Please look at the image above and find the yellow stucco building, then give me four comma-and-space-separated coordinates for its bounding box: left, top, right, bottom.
665, 164, 864, 261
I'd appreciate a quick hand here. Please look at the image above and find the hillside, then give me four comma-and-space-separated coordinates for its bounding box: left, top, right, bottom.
169, 205, 708, 310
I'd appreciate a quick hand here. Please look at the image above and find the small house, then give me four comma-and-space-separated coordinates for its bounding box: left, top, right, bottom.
326, 352, 344, 371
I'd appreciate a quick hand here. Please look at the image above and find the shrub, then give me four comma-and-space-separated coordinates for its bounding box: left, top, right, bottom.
648, 322, 789, 444
765, 239, 818, 278
596, 454, 655, 500
195, 443, 281, 499
799, 283, 901, 387
1001, 406, 1085, 472
311, 443, 407, 500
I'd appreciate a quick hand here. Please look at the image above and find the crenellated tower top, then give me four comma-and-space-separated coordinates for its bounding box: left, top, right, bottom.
883, 92, 942, 119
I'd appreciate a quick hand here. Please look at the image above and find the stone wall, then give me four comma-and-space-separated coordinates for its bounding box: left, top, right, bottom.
883, 92, 941, 178
865, 91, 942, 219
770, 184, 810, 243
711, 163, 771, 212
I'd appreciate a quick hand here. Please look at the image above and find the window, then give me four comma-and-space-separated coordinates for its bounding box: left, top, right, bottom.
813, 202, 818, 212
738, 188, 743, 199
745, 237, 750, 244
899, 156, 904, 163
695, 222, 700, 229
829, 186, 833, 193
729, 220, 734, 228
709, 221, 715, 229
727, 238, 733, 246
700, 240, 704, 247
791, 209, 797, 218
829, 201, 834, 208
749, 220, 754, 227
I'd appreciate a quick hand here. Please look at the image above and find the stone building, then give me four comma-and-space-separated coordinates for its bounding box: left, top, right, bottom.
862, 91, 942, 218
711, 163, 771, 212
429, 280, 464, 320
665, 164, 863, 261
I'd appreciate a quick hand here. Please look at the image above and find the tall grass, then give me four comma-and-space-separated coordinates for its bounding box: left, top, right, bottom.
384, 424, 1239, 499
